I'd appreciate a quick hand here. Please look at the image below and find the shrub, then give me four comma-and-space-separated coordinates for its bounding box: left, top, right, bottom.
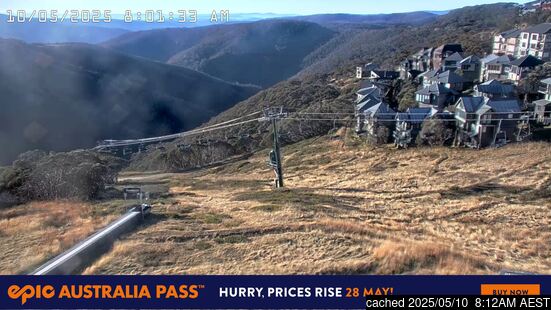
129, 141, 237, 172
396, 80, 419, 112
416, 119, 454, 146
1, 150, 123, 201
368, 125, 391, 145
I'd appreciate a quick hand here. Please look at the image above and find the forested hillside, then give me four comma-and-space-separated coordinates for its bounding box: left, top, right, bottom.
131, 3, 551, 171
0, 39, 258, 164
299, 3, 521, 77
103, 20, 336, 87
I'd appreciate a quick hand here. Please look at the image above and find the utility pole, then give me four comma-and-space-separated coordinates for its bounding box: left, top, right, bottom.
263, 107, 285, 188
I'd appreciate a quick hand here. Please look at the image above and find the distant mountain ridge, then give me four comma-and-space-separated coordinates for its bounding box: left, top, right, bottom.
286, 11, 438, 25
103, 20, 336, 87
0, 14, 129, 43
0, 38, 259, 164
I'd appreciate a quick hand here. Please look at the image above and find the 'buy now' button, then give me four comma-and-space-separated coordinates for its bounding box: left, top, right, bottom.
481, 284, 540, 295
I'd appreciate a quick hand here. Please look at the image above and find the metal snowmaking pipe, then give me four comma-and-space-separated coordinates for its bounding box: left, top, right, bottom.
31, 204, 151, 275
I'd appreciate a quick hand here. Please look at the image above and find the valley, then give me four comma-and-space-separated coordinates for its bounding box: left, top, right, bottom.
103, 20, 336, 87
0, 39, 258, 164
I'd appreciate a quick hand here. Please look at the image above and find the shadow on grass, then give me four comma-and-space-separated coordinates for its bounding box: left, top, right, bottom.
232, 187, 363, 213
440, 181, 531, 200
176, 178, 269, 192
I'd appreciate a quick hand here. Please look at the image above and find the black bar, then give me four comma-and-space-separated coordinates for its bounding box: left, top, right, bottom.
365, 296, 550, 309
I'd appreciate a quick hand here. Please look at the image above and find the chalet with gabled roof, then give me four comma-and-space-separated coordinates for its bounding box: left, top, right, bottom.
480, 54, 513, 82
533, 99, 551, 124
393, 107, 437, 148
538, 77, 551, 100
415, 83, 459, 111
458, 55, 481, 87
356, 84, 382, 104
432, 43, 464, 70
508, 55, 544, 84
455, 97, 521, 148
442, 52, 463, 71
355, 83, 396, 142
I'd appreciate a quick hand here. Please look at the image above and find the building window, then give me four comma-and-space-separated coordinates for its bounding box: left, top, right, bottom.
523, 33, 528, 39
532, 34, 538, 41
521, 51, 526, 55
531, 43, 536, 49
522, 42, 527, 47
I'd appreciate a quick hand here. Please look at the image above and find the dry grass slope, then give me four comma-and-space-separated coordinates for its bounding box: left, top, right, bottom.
0, 201, 118, 274
82, 134, 551, 275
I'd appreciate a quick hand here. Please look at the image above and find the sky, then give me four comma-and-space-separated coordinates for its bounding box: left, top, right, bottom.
0, 0, 530, 15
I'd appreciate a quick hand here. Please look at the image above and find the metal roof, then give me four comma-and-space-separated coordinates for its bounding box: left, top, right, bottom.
484, 54, 512, 65
445, 52, 464, 62
523, 23, 551, 34
418, 69, 440, 79
481, 54, 500, 64
397, 107, 435, 123
485, 99, 521, 113
475, 80, 515, 95
435, 70, 464, 84
416, 83, 455, 96
356, 96, 381, 112
357, 86, 381, 97
364, 102, 396, 118
457, 96, 485, 113
460, 55, 480, 64
500, 29, 522, 39
458, 96, 520, 114
510, 55, 544, 67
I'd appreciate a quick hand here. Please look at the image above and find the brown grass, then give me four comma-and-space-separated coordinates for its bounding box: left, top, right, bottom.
0, 201, 118, 274
370, 241, 494, 274
51, 136, 551, 275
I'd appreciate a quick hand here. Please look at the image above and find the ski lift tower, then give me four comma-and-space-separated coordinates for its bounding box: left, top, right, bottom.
262, 107, 286, 188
